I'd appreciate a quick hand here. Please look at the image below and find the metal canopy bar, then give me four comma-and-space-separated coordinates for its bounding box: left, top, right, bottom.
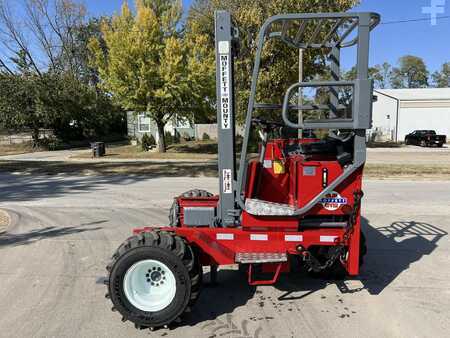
254, 103, 348, 111
321, 18, 346, 46
281, 20, 289, 38
308, 19, 324, 45
293, 20, 307, 44
334, 19, 358, 46
263, 12, 380, 49
341, 15, 379, 47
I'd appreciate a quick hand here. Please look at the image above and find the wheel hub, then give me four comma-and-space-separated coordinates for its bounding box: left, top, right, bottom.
123, 259, 176, 312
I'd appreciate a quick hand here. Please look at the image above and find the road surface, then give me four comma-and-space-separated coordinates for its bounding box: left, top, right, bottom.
0, 173, 449, 338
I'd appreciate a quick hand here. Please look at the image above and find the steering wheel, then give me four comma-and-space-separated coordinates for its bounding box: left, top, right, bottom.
251, 117, 284, 131
328, 130, 354, 143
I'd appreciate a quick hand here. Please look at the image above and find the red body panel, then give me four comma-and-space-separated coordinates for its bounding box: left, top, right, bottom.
134, 139, 364, 280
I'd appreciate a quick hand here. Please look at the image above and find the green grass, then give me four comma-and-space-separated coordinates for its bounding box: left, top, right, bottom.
70, 141, 218, 160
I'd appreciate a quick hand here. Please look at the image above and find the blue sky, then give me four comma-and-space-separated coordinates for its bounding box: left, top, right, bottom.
87, 0, 450, 73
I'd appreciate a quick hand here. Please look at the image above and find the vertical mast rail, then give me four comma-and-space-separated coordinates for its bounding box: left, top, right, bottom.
215, 11, 237, 227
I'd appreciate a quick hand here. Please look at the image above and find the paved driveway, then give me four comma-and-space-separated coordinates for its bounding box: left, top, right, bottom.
0, 174, 449, 337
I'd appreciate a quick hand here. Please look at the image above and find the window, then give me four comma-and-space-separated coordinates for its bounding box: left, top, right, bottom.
138, 113, 150, 132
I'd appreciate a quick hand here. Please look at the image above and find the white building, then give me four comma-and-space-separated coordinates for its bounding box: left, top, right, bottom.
371, 88, 450, 142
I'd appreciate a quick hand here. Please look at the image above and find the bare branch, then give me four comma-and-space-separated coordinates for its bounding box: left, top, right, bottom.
0, 0, 42, 76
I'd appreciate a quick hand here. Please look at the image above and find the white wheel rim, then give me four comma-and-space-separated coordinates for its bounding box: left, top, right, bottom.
123, 259, 176, 312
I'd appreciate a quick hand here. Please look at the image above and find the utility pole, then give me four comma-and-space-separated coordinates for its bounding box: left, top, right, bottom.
298, 48, 303, 139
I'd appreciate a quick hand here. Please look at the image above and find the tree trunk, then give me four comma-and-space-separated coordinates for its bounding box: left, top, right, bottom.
156, 121, 166, 153
31, 128, 40, 149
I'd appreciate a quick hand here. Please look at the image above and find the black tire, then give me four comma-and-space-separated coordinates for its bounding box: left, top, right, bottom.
420, 140, 426, 147
309, 231, 367, 280
404, 138, 409, 145
169, 189, 214, 226
105, 231, 202, 329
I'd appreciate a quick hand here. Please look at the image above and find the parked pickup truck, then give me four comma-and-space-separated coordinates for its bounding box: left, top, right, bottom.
404, 130, 447, 147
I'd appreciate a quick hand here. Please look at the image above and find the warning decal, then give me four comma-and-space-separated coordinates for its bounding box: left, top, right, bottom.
222, 169, 232, 194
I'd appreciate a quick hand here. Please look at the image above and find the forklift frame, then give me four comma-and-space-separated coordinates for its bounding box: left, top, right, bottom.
212, 11, 380, 226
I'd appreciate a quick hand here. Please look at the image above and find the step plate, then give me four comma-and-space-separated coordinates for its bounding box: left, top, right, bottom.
235, 252, 287, 264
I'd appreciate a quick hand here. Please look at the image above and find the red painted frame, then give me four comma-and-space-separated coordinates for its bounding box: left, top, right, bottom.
133, 139, 364, 283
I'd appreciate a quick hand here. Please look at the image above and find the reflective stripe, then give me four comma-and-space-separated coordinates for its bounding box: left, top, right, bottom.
320, 235, 338, 243
285, 235, 303, 242
250, 234, 268, 241
216, 233, 234, 240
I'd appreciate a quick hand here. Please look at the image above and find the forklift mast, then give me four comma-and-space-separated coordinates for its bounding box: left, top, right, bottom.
214, 11, 238, 227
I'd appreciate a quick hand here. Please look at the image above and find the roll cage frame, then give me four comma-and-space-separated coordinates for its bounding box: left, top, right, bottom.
214, 11, 380, 226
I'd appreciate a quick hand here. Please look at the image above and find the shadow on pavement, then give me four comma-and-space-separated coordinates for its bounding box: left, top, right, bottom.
274, 217, 447, 299
358, 217, 447, 295
0, 224, 103, 247
0, 162, 217, 203
186, 269, 256, 327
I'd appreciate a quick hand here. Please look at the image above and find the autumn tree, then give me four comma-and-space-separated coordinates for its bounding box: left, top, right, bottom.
89, 0, 195, 152
187, 0, 360, 123
390, 55, 429, 89
432, 62, 450, 88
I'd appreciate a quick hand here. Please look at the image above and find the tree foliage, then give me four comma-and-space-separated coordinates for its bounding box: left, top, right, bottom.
0, 73, 124, 146
432, 62, 450, 88
0, 1, 124, 146
390, 55, 429, 89
89, 0, 203, 152
187, 0, 360, 123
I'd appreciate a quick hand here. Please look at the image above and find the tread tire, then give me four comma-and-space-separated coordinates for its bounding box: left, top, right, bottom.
105, 230, 202, 329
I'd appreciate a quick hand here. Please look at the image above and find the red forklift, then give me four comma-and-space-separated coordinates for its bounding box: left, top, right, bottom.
105, 11, 380, 329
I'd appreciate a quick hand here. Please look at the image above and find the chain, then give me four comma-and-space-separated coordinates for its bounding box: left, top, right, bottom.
303, 190, 364, 272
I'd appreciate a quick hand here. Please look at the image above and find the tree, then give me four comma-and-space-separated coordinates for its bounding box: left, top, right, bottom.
432, 62, 450, 88
187, 0, 360, 123
0, 1, 125, 145
373, 62, 392, 89
390, 55, 429, 88
89, 0, 196, 152
343, 62, 392, 89
0, 74, 43, 145
0, 72, 125, 146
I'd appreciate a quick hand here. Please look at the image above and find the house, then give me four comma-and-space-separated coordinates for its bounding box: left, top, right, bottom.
127, 112, 195, 141
371, 88, 450, 142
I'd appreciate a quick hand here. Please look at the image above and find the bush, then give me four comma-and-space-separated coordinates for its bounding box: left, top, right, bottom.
165, 132, 173, 145
202, 132, 210, 141
141, 133, 155, 151
181, 132, 192, 141
173, 130, 181, 144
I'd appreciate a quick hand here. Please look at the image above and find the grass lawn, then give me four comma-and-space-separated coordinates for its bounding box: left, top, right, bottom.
0, 143, 33, 156
70, 140, 218, 160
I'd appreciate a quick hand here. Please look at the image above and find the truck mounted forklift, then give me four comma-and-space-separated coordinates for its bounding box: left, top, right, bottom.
105, 10, 380, 329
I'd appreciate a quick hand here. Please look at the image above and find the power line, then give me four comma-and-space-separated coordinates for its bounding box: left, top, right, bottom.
380, 15, 450, 25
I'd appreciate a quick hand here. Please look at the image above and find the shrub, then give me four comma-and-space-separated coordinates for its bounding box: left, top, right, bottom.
202, 132, 210, 141
173, 130, 181, 144
141, 133, 155, 151
181, 132, 192, 141
165, 132, 173, 145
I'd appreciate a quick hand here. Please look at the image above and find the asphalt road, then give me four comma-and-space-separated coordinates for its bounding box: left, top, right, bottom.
0, 173, 449, 338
